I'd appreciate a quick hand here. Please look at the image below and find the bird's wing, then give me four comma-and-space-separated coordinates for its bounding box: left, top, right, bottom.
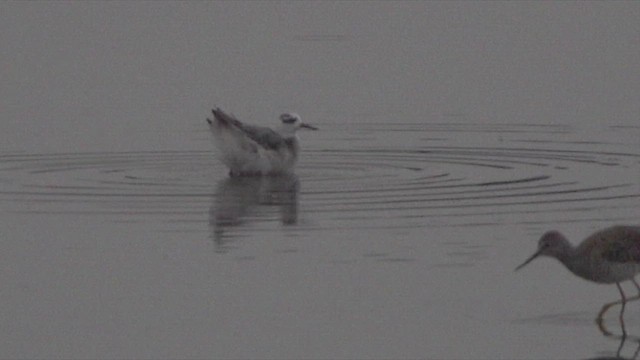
597, 226, 640, 263
209, 108, 285, 150
241, 125, 286, 151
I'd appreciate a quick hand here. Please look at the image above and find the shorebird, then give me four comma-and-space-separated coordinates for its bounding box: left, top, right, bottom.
516, 225, 640, 323
206, 108, 317, 176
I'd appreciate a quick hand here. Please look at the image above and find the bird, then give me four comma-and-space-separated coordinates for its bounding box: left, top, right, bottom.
516, 225, 640, 322
206, 107, 317, 177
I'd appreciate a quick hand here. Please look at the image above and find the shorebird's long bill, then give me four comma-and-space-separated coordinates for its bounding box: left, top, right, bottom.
300, 123, 318, 130
515, 250, 542, 271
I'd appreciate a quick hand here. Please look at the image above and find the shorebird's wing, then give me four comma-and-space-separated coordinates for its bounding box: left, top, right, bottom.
241, 125, 286, 151
208, 108, 285, 150
597, 226, 640, 264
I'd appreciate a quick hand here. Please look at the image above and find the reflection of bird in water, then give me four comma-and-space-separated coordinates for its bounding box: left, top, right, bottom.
516, 226, 640, 328
590, 324, 640, 360
209, 174, 299, 252
206, 107, 317, 177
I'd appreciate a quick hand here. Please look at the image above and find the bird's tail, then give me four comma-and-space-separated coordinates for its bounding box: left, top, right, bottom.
207, 107, 240, 128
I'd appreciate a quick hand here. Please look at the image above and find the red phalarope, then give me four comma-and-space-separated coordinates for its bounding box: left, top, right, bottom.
207, 108, 317, 177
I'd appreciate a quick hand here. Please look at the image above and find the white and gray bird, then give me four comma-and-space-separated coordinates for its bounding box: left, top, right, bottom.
206, 108, 317, 177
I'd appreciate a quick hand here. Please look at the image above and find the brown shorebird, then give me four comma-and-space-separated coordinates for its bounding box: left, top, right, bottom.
516, 225, 640, 327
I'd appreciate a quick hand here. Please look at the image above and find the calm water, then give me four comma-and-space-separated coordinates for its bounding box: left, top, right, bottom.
1, 2, 639, 359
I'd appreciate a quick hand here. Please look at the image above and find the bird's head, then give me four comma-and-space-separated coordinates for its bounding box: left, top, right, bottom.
515, 230, 571, 271
280, 113, 318, 131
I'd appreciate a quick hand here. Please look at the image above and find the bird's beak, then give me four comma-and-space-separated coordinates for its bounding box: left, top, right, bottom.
300, 123, 318, 130
515, 249, 542, 271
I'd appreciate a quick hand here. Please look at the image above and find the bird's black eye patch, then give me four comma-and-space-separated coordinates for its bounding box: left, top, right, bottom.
281, 117, 296, 124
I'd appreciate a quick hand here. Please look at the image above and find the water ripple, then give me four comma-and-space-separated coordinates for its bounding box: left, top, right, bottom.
1, 123, 638, 232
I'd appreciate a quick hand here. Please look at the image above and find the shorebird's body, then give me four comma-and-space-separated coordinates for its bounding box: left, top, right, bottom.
516, 225, 640, 320
206, 108, 317, 177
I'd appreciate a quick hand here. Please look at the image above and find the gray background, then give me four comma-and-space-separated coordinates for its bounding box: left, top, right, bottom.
1, 2, 639, 359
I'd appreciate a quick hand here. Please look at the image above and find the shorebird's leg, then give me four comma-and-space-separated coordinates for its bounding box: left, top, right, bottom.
631, 278, 640, 299
598, 299, 624, 319
597, 283, 627, 324
616, 335, 627, 359
598, 301, 618, 321
633, 340, 640, 359
597, 316, 614, 336
616, 282, 628, 335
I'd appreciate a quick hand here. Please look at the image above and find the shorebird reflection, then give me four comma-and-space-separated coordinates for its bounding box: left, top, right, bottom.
209, 174, 299, 252
596, 315, 640, 360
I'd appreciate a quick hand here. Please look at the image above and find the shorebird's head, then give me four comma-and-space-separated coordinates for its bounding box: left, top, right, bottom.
515, 230, 571, 271
280, 113, 318, 132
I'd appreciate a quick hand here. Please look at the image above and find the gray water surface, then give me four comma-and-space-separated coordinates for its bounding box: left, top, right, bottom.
1, 2, 639, 359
